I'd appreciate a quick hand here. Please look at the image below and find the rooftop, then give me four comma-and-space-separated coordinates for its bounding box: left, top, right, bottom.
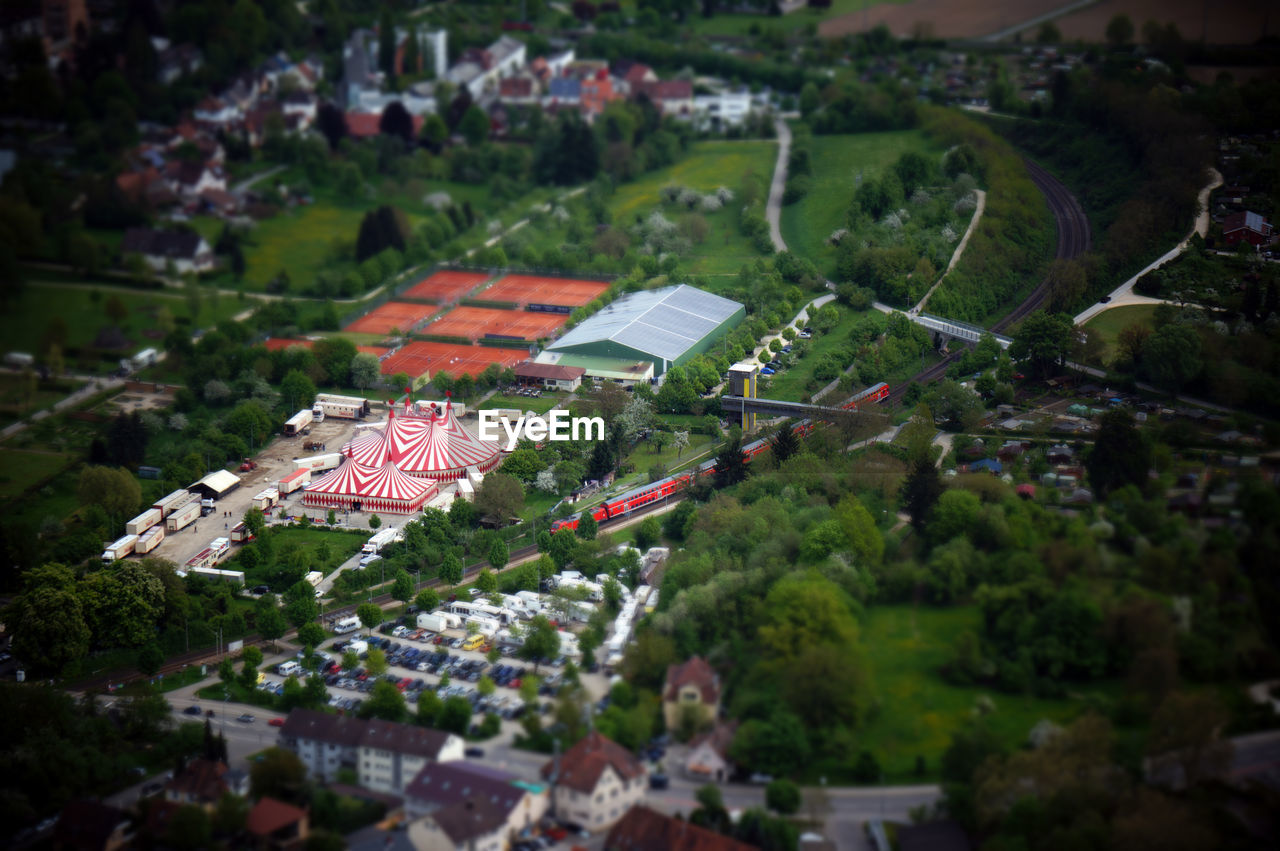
542, 730, 644, 794
604, 805, 757, 851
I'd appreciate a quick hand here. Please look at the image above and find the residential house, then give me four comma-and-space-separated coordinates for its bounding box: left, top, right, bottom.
194, 96, 240, 127
515, 361, 585, 392
277, 708, 464, 794
350, 89, 437, 117
246, 797, 309, 850
342, 29, 382, 108
166, 160, 226, 198
156, 42, 203, 84
407, 798, 508, 851
1222, 211, 1274, 247
581, 71, 619, 117
404, 760, 548, 839
662, 655, 720, 730
693, 89, 753, 130
547, 76, 581, 108
546, 48, 576, 79
345, 111, 426, 139
636, 80, 694, 118
541, 730, 646, 832
447, 35, 527, 98
604, 805, 757, 851
499, 75, 538, 104
619, 62, 658, 92
165, 757, 248, 811
683, 720, 737, 782
121, 227, 215, 274
281, 91, 318, 128
221, 74, 264, 112
52, 800, 133, 851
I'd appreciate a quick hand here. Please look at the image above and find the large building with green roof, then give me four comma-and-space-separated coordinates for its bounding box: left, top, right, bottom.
544, 284, 744, 377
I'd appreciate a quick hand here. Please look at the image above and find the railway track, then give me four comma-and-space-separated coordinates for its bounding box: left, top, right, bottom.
891, 156, 1090, 407
991, 157, 1091, 334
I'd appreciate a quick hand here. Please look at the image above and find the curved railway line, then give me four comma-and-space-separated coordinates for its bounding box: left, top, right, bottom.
890, 157, 1090, 406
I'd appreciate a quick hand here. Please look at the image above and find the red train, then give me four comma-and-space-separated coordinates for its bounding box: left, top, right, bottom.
549, 383, 889, 532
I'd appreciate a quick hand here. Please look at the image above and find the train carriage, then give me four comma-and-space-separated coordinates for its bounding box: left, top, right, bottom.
549, 384, 889, 532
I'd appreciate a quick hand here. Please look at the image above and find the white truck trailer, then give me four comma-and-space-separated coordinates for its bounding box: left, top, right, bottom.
314, 394, 370, 420
277, 468, 311, 495
291, 453, 341, 474
190, 567, 245, 585
126, 508, 163, 536
166, 499, 201, 532
362, 526, 402, 554
153, 489, 190, 516
136, 525, 165, 554
416, 611, 462, 632
102, 534, 138, 563
283, 408, 313, 437
252, 487, 279, 511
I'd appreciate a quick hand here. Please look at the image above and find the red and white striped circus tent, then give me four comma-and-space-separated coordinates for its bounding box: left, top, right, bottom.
341, 398, 502, 482
302, 457, 437, 515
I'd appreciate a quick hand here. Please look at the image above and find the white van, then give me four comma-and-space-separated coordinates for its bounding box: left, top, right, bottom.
277, 661, 302, 677
334, 615, 360, 634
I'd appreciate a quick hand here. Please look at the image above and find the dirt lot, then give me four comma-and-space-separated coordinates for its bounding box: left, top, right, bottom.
1049, 0, 1270, 46
819, 0, 1067, 39
147, 415, 365, 570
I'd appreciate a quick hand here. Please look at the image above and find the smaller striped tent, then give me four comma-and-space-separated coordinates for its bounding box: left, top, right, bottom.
301, 458, 437, 515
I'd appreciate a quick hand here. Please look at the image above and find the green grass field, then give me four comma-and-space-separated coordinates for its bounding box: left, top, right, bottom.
0, 375, 83, 426
833, 604, 1123, 783
0, 449, 74, 500
1084, 304, 1159, 362
780, 131, 938, 278
0, 282, 246, 358
608, 140, 777, 277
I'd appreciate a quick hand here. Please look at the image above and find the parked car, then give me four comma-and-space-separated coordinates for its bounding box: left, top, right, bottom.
649, 774, 669, 789
237, 714, 255, 724
464, 746, 486, 758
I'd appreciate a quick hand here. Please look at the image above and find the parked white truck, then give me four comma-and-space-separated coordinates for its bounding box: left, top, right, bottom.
166, 499, 201, 532
362, 526, 402, 554
102, 534, 138, 563
136, 525, 165, 554
126, 508, 162, 536
416, 611, 462, 633
284, 408, 313, 437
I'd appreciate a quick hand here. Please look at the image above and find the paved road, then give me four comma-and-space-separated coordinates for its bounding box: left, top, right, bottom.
230, 164, 287, 195
0, 372, 124, 439
910, 189, 987, 316
1073, 168, 1223, 326
765, 118, 791, 253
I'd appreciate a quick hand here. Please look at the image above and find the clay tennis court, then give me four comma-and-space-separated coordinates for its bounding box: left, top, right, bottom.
402, 270, 493, 303
262, 338, 390, 357
479, 274, 609, 308
424, 306, 567, 342
344, 301, 439, 335
379, 341, 528, 380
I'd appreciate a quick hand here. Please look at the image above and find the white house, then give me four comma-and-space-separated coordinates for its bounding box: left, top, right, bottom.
193, 96, 239, 126
693, 89, 754, 130
121, 227, 215, 274
541, 731, 646, 832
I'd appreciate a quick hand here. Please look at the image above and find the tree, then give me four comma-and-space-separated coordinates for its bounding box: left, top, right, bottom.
487, 540, 508, 570
402, 25, 420, 76
770, 423, 799, 463
369, 514, 381, 530
1106, 13, 1134, 48
279, 370, 317, 412
357, 602, 383, 632
1008, 311, 1074, 378
439, 553, 463, 587
243, 506, 266, 539
137, 642, 164, 677
283, 580, 319, 629
1036, 21, 1061, 43
459, 105, 491, 146
365, 647, 388, 677
350, 352, 382, 391
576, 511, 598, 540
476, 567, 498, 594
902, 456, 943, 530
1147, 692, 1233, 787
249, 747, 306, 801
379, 101, 414, 143
634, 515, 661, 551
798, 81, 820, 117
219, 656, 236, 686
316, 102, 348, 150
165, 804, 211, 850
361, 680, 406, 721
1141, 324, 1202, 393
313, 337, 358, 386
415, 588, 440, 612
417, 689, 443, 727
436, 695, 472, 734
8, 585, 90, 674
78, 465, 142, 521
420, 113, 448, 151
714, 434, 750, 489
766, 778, 802, 814
477, 675, 496, 697
377, 6, 395, 76
518, 615, 561, 673
297, 622, 325, 650
391, 569, 414, 609
475, 472, 524, 526
256, 600, 287, 652
1087, 410, 1151, 498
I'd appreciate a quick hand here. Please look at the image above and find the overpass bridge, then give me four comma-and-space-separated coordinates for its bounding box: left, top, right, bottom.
721, 394, 887, 421
913, 313, 1012, 350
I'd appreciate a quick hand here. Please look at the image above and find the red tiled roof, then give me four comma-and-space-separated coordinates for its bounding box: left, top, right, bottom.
640, 80, 693, 101
500, 77, 533, 97
346, 112, 425, 138
247, 797, 306, 837
687, 720, 737, 760
605, 805, 757, 851
515, 361, 585, 381
664, 656, 719, 704
541, 730, 644, 794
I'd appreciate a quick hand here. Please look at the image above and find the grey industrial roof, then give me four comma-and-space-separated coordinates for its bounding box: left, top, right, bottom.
549, 285, 741, 363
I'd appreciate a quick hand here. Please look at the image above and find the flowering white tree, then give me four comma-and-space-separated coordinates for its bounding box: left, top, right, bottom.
535, 468, 558, 493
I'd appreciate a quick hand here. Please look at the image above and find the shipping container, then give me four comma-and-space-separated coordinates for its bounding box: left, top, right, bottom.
102, 534, 138, 564
277, 467, 312, 494
284, 408, 313, 436
126, 508, 162, 536
166, 501, 201, 532
152, 489, 191, 516
314, 393, 370, 420
291, 453, 341, 474
136, 525, 165, 554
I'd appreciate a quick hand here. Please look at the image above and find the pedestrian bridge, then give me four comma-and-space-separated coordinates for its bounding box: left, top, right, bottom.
914, 313, 1012, 349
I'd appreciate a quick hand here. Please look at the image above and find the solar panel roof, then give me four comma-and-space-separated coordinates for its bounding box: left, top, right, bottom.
548, 284, 742, 362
